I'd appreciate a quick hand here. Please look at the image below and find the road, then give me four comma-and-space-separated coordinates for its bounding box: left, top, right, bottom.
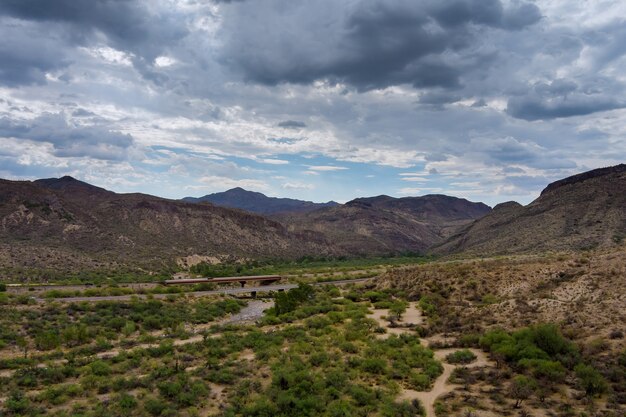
32, 277, 375, 303
6, 268, 382, 294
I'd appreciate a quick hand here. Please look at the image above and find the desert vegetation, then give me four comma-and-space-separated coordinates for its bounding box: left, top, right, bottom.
1, 246, 624, 416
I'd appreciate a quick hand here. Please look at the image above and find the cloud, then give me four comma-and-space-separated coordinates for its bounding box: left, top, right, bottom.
277, 120, 306, 129
281, 181, 314, 190
0, 18, 70, 86
0, 0, 187, 59
0, 0, 626, 207
259, 158, 289, 165
400, 176, 429, 182
307, 165, 348, 172
0, 113, 134, 160
219, 0, 541, 91
195, 175, 269, 192
398, 187, 443, 195
507, 95, 624, 121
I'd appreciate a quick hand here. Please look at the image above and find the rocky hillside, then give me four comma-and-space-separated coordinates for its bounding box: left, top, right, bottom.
0, 177, 336, 278
278, 194, 491, 255
433, 164, 626, 256
183, 187, 338, 215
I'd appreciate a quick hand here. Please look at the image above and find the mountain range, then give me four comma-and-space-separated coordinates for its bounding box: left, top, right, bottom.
275, 194, 491, 255
0, 176, 334, 278
1, 164, 625, 279
183, 187, 339, 215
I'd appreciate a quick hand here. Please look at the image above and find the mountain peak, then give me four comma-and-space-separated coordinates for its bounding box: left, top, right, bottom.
33, 176, 109, 193
183, 188, 339, 215
434, 164, 626, 256
541, 164, 626, 196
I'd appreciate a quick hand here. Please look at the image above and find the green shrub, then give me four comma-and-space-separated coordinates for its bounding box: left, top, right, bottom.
89, 360, 112, 376
409, 373, 431, 390
117, 393, 137, 410
361, 358, 387, 374
574, 363, 608, 397
5, 390, 31, 414
445, 349, 477, 364
144, 397, 167, 416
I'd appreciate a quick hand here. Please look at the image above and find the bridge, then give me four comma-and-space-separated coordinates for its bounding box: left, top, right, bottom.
29, 277, 374, 303
164, 275, 282, 297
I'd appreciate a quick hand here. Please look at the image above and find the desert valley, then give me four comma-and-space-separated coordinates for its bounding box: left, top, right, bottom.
1, 1, 626, 416
0, 165, 625, 417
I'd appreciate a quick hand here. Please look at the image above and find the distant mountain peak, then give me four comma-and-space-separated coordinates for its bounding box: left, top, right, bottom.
33, 176, 109, 193
492, 201, 523, 211
183, 188, 339, 215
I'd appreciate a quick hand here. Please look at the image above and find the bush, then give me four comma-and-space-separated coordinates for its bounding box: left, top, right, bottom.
89, 360, 112, 376
361, 358, 387, 374
144, 397, 167, 416
35, 331, 61, 351
574, 363, 608, 397
445, 349, 477, 364
273, 284, 315, 315
117, 393, 137, 410
0, 282, 6, 292
5, 390, 31, 414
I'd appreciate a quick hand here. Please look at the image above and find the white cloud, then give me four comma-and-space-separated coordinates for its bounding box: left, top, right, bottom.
259, 158, 289, 165
306, 165, 348, 172
281, 181, 315, 190
400, 176, 429, 182
397, 187, 444, 195
196, 176, 269, 191
154, 56, 178, 68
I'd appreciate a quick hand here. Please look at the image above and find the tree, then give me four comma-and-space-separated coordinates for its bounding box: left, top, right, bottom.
389, 301, 408, 322
509, 376, 536, 408
273, 284, 314, 315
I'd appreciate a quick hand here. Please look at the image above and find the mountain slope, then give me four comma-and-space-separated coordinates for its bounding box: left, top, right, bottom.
277, 194, 491, 255
0, 177, 337, 278
433, 164, 626, 256
183, 187, 339, 215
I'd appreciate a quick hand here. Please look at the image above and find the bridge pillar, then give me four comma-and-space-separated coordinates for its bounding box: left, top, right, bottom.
239, 281, 246, 288
251, 291, 257, 298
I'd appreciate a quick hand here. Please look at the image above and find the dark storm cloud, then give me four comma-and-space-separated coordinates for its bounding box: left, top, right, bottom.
0, 19, 69, 86
0, 113, 134, 160
507, 96, 624, 121
0, 0, 187, 86
502, 2, 543, 30
0, 0, 187, 58
278, 120, 306, 129
506, 79, 625, 121
219, 0, 541, 91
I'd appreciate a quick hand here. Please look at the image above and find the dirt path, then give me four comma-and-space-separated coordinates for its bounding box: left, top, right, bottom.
368, 304, 494, 417
404, 348, 491, 417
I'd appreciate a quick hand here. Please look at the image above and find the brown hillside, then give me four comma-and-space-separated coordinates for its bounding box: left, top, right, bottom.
432, 164, 626, 256
0, 177, 336, 278
277, 194, 491, 255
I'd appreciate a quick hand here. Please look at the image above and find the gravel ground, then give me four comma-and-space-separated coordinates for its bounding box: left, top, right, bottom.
224, 300, 275, 324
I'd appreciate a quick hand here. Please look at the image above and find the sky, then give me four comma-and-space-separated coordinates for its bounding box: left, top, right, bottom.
0, 0, 625, 206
